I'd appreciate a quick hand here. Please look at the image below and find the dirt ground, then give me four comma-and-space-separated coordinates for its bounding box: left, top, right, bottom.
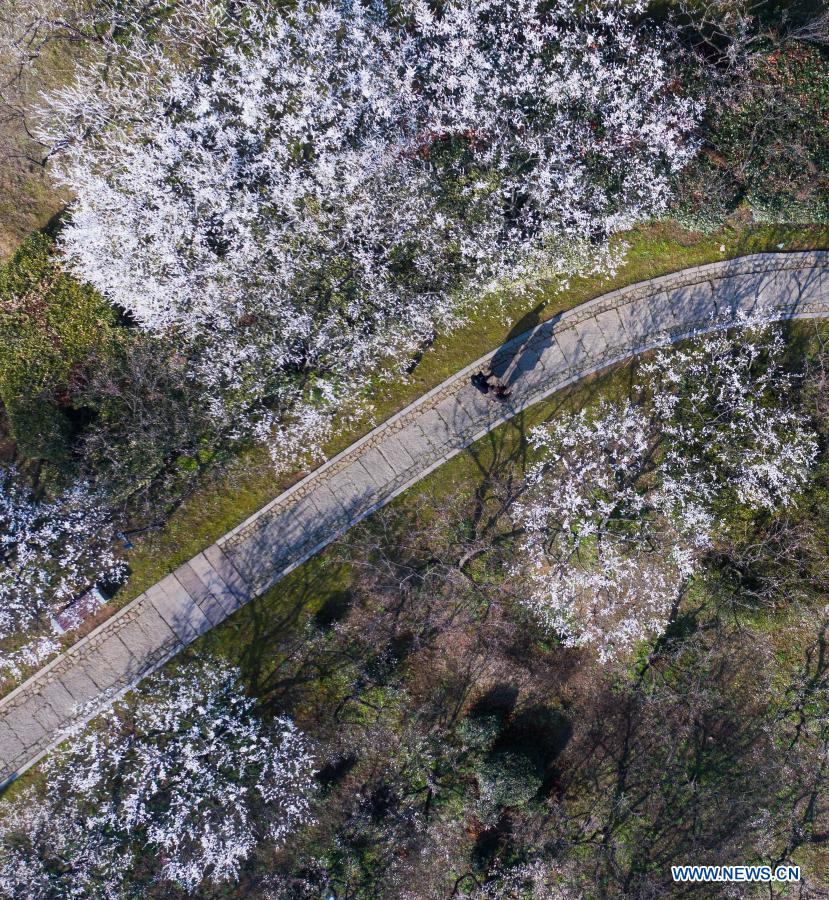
0, 19, 75, 260
0, 128, 66, 260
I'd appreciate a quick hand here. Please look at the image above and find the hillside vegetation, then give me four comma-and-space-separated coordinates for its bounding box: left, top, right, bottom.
0, 0, 828, 896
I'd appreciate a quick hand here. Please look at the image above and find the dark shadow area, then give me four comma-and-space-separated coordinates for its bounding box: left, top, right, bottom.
316, 753, 357, 791
656, 610, 700, 650
405, 332, 437, 375
39, 204, 69, 242
488, 305, 560, 384
469, 683, 519, 722
96, 565, 131, 601
502, 301, 546, 349
313, 590, 352, 629
495, 704, 572, 767
472, 821, 509, 868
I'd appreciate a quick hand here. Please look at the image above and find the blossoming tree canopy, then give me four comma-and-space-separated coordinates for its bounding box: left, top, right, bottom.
513, 322, 818, 663
0, 663, 316, 894
0, 467, 124, 674
40, 0, 701, 464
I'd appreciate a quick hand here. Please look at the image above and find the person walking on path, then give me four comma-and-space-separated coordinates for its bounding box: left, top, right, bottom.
471, 370, 494, 393
471, 369, 511, 400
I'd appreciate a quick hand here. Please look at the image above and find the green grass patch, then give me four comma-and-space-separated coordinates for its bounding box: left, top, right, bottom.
0, 234, 118, 473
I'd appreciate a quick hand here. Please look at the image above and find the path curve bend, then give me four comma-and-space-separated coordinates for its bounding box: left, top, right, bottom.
1, 251, 828, 786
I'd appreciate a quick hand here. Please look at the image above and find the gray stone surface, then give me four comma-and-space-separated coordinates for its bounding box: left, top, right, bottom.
187, 554, 240, 614
593, 306, 629, 348
117, 604, 177, 660
378, 435, 417, 472
96, 635, 139, 677
173, 564, 228, 626
2, 251, 829, 787
550, 326, 587, 369
36, 681, 77, 720
147, 580, 211, 643
59, 666, 101, 705
203, 547, 251, 607
3, 706, 46, 749
359, 447, 398, 484
0, 722, 25, 760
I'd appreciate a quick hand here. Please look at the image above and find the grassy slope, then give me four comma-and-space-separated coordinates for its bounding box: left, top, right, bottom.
0, 41, 76, 261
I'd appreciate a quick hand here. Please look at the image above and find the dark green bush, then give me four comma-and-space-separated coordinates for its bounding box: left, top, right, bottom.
477, 748, 544, 810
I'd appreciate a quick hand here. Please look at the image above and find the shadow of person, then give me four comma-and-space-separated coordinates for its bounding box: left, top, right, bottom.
506, 301, 547, 346
488, 301, 545, 378
489, 301, 564, 387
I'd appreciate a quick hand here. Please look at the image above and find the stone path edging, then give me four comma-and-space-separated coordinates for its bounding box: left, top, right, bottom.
0, 251, 827, 787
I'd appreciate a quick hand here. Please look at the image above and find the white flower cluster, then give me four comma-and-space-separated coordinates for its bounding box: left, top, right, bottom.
643, 319, 818, 514
514, 323, 817, 662
39, 0, 700, 467
0, 792, 131, 900
514, 401, 691, 662
0, 634, 61, 682
0, 788, 130, 900
0, 664, 315, 895
0, 467, 123, 658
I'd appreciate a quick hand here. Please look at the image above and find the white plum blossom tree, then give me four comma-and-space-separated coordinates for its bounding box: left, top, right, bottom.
642, 320, 818, 513
59, 663, 315, 891
513, 321, 818, 662
38, 0, 701, 467
514, 401, 696, 662
0, 663, 316, 895
0, 467, 124, 675
0, 790, 129, 900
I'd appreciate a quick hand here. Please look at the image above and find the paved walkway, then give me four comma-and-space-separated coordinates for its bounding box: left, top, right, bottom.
1, 251, 827, 786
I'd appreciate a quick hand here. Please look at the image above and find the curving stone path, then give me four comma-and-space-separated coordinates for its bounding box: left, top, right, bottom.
1, 251, 828, 787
